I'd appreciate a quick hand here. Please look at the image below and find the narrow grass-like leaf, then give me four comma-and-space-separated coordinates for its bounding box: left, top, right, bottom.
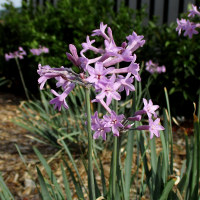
139, 133, 150, 183
61, 164, 72, 200
60, 138, 87, 194
124, 130, 134, 200
191, 119, 199, 199
0, 192, 6, 200
99, 158, 107, 197
150, 137, 157, 174
0, 173, 15, 200
33, 147, 64, 199
160, 130, 168, 183
159, 179, 175, 200
153, 153, 163, 199
63, 159, 85, 199
164, 87, 173, 174
36, 167, 53, 200
0, 77, 10, 87
94, 173, 101, 197
108, 152, 113, 199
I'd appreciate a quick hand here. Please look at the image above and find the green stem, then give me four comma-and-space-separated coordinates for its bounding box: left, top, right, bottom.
41, 55, 44, 65
85, 87, 96, 200
112, 99, 118, 198
15, 57, 30, 101
124, 83, 136, 200
112, 136, 118, 197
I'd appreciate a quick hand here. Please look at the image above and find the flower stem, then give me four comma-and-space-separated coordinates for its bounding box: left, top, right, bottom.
112, 135, 118, 197
15, 57, 30, 101
85, 87, 96, 200
112, 97, 118, 198
41, 55, 44, 65
124, 80, 137, 200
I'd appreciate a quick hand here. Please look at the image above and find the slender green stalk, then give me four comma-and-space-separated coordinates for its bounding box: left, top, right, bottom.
124, 79, 137, 200
41, 55, 44, 65
85, 87, 96, 200
112, 84, 119, 198
164, 87, 173, 174
15, 57, 30, 101
112, 136, 118, 198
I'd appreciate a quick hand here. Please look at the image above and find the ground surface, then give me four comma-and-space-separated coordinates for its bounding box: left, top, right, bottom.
0, 92, 191, 199
0, 93, 60, 200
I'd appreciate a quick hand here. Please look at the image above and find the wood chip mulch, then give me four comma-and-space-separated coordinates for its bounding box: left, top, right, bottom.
0, 92, 191, 200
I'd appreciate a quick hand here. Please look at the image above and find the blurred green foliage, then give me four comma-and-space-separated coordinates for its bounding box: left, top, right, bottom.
141, 20, 200, 117
0, 0, 200, 117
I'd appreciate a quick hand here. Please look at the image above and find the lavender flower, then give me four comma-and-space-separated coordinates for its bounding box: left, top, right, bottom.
135, 118, 164, 139
143, 98, 159, 119
183, 20, 199, 38
176, 5, 200, 38
126, 31, 145, 52
81, 36, 104, 56
91, 111, 111, 140
103, 111, 124, 136
37, 22, 164, 140
145, 60, 166, 74
188, 4, 200, 18
66, 44, 89, 71
86, 62, 114, 89
117, 73, 135, 96
91, 22, 110, 41
30, 46, 49, 56
5, 47, 26, 61
49, 83, 75, 111
148, 118, 165, 139
95, 74, 121, 106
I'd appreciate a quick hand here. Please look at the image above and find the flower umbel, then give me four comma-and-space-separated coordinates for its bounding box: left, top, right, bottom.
37, 22, 164, 139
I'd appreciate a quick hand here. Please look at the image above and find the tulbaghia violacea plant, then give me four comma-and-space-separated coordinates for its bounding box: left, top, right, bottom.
176, 4, 200, 38
146, 60, 166, 74
5, 47, 30, 100
38, 22, 164, 139
37, 22, 164, 198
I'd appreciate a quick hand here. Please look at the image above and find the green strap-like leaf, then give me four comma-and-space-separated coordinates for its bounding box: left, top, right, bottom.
0, 173, 15, 200
63, 159, 85, 199
159, 179, 175, 200
36, 167, 53, 200
33, 147, 64, 199
61, 164, 72, 200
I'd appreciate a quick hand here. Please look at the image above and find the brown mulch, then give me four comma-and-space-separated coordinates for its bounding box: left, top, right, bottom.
0, 92, 191, 199
0, 93, 60, 200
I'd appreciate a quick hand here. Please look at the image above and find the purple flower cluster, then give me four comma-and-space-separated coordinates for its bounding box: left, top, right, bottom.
30, 46, 49, 56
37, 22, 164, 140
134, 99, 164, 139
176, 4, 200, 38
145, 60, 166, 74
5, 47, 26, 61
5, 45, 49, 61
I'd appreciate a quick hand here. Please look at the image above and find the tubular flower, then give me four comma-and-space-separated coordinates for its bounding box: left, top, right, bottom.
37, 22, 164, 140
5, 47, 26, 61
91, 111, 111, 140
30, 46, 49, 56
176, 4, 200, 38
